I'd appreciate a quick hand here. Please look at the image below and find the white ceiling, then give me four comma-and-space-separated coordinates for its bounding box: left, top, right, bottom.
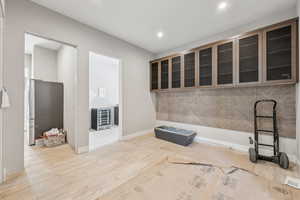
31, 0, 296, 54
25, 33, 62, 54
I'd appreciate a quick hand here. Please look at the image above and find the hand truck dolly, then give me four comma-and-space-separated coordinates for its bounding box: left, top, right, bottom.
248, 99, 289, 169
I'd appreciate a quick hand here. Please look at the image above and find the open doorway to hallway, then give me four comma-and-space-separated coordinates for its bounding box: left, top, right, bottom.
24, 33, 78, 166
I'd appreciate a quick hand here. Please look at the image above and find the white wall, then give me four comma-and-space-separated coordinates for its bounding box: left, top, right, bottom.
24, 54, 32, 135
89, 53, 119, 108
3, 0, 155, 175
0, 14, 4, 183
297, 0, 300, 163
32, 46, 58, 82
57, 45, 77, 149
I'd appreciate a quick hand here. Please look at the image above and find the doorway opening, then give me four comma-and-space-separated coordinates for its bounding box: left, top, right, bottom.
24, 33, 78, 165
89, 52, 122, 151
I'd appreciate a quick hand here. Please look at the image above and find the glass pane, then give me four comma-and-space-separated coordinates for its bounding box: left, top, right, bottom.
199, 48, 212, 86
184, 52, 195, 87
267, 25, 292, 81
172, 56, 181, 88
161, 60, 169, 89
239, 35, 259, 83
218, 42, 233, 84
151, 62, 158, 90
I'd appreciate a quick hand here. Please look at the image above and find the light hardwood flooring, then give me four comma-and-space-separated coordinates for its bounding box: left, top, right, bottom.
0, 133, 300, 200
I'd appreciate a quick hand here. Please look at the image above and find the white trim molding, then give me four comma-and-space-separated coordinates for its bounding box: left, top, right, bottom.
76, 145, 89, 154
157, 120, 298, 163
121, 129, 154, 141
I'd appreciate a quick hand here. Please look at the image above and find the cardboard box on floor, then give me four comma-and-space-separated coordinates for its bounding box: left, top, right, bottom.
99, 156, 300, 200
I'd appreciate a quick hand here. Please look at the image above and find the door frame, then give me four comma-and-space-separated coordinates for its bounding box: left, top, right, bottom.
88, 51, 123, 144
23, 32, 79, 153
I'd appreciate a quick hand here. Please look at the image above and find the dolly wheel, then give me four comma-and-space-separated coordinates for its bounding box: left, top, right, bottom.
249, 148, 257, 163
279, 152, 289, 169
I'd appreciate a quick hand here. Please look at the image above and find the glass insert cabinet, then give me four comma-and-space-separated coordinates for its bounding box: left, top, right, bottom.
150, 19, 298, 91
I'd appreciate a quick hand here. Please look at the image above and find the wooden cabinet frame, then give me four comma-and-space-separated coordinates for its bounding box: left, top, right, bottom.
150, 61, 159, 91
215, 39, 237, 88
196, 45, 215, 88
150, 18, 298, 92
236, 31, 263, 86
169, 54, 182, 90
160, 58, 170, 90
262, 21, 298, 85
183, 51, 197, 88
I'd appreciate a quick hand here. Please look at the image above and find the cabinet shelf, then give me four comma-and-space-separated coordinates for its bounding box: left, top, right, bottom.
240, 55, 258, 61
218, 60, 232, 65
200, 63, 212, 68
268, 34, 291, 41
267, 48, 291, 55
240, 42, 258, 48
240, 69, 258, 73
218, 48, 232, 53
200, 75, 212, 78
268, 64, 291, 70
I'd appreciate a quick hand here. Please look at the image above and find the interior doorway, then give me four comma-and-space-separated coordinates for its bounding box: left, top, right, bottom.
89, 52, 122, 151
24, 33, 78, 164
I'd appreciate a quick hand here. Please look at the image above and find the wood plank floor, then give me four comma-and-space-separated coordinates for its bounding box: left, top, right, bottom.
0, 133, 299, 200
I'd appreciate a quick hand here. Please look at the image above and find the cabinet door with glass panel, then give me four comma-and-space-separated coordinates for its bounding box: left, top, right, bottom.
237, 32, 262, 85
184, 52, 196, 88
160, 59, 169, 89
150, 62, 159, 90
216, 40, 235, 86
263, 21, 297, 84
171, 56, 181, 89
198, 47, 213, 87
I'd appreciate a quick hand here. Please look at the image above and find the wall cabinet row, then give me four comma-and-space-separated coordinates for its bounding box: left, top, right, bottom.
150, 20, 297, 91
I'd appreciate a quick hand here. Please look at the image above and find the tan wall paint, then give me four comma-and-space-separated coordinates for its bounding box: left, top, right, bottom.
157, 85, 296, 138
3, 0, 156, 175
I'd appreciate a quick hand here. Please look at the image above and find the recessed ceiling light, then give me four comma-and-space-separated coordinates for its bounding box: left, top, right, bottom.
218, 2, 228, 10
157, 31, 164, 39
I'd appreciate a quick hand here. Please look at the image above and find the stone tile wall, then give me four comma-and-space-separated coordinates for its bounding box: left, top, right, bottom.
156, 85, 296, 138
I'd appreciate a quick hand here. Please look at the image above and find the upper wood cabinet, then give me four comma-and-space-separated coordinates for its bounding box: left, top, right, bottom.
216, 41, 234, 86
150, 62, 159, 90
237, 33, 262, 84
199, 47, 213, 87
171, 56, 181, 88
150, 18, 298, 92
263, 22, 297, 83
184, 52, 196, 87
160, 59, 169, 89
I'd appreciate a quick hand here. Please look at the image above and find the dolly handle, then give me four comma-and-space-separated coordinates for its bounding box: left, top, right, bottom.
254, 99, 277, 111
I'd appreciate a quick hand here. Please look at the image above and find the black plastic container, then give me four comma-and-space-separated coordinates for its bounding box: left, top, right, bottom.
154, 126, 197, 146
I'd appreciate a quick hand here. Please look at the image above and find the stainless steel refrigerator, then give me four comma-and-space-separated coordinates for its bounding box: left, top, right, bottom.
28, 79, 64, 145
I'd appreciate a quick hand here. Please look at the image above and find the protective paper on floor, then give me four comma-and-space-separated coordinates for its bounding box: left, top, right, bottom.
100, 156, 299, 200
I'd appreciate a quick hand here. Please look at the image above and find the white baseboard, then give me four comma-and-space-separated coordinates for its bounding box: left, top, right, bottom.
194, 136, 249, 152
121, 129, 154, 141
157, 120, 298, 163
76, 145, 89, 154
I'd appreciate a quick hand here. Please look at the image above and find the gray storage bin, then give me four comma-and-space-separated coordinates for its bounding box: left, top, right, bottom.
154, 126, 197, 146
